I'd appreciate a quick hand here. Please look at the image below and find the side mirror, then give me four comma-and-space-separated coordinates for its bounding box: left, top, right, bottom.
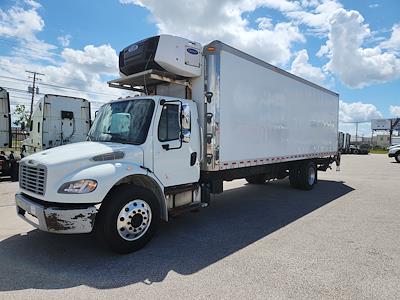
181, 104, 191, 143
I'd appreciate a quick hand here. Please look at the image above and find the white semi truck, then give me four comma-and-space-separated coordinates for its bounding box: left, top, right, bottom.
21, 94, 91, 157
16, 35, 340, 253
0, 87, 12, 148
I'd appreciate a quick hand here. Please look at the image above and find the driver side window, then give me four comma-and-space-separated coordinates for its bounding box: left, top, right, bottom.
158, 104, 180, 142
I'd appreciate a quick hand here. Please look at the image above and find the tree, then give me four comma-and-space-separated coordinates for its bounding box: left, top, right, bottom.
13, 104, 30, 130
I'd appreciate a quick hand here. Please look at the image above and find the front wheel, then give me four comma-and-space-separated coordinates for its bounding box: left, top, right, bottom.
395, 152, 400, 163
95, 185, 160, 254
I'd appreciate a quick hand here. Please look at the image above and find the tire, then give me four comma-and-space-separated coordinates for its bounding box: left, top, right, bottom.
353, 149, 359, 154
395, 152, 400, 163
245, 174, 267, 184
95, 185, 160, 254
289, 168, 301, 188
10, 161, 19, 181
290, 161, 317, 190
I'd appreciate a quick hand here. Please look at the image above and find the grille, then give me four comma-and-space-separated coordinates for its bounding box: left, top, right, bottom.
19, 162, 47, 195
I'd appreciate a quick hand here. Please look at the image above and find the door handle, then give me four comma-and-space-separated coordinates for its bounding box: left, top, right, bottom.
162, 144, 170, 150
190, 152, 197, 166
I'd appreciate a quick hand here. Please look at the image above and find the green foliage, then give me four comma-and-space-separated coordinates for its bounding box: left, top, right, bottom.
369, 149, 388, 154
13, 104, 29, 129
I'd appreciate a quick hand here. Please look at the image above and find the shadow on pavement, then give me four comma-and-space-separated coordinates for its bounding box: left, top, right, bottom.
0, 179, 353, 291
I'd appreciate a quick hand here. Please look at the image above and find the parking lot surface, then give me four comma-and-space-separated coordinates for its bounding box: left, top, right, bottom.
0, 154, 399, 299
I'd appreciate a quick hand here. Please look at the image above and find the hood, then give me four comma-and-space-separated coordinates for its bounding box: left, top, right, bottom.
21, 141, 144, 166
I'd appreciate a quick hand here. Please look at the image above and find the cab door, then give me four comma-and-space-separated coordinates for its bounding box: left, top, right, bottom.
153, 100, 200, 187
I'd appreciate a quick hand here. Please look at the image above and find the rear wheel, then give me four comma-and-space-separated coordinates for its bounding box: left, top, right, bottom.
245, 174, 267, 184
95, 185, 160, 254
290, 161, 317, 190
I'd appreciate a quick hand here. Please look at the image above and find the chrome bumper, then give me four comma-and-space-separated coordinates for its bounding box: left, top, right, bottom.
15, 193, 97, 234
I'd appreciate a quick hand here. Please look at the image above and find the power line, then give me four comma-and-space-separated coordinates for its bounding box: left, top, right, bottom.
0, 74, 121, 97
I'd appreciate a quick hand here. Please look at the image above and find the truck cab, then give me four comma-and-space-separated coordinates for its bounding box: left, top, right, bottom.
87, 96, 201, 187
16, 95, 202, 253
21, 94, 91, 157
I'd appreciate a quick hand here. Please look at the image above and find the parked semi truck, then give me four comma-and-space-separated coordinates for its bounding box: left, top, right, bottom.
0, 87, 12, 148
338, 132, 344, 152
15, 35, 340, 253
0, 87, 18, 180
341, 133, 351, 154
21, 94, 91, 157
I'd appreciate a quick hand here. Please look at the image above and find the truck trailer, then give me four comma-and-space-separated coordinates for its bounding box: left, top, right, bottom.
15, 35, 340, 253
21, 94, 91, 157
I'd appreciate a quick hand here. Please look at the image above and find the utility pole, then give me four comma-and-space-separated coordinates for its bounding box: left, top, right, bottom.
355, 122, 359, 144
26, 70, 44, 120
342, 120, 370, 145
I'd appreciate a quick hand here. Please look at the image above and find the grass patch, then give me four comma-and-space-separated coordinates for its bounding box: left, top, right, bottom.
369, 149, 388, 154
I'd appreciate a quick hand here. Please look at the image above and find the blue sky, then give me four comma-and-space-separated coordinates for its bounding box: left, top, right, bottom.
0, 0, 399, 135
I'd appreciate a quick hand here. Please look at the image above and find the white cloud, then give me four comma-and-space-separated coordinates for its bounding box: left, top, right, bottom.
286, 0, 343, 34
319, 9, 400, 88
0, 1, 56, 61
120, 0, 305, 65
0, 2, 128, 111
368, 4, 379, 9
290, 49, 326, 85
339, 100, 382, 122
380, 24, 400, 52
390, 105, 400, 117
57, 34, 72, 47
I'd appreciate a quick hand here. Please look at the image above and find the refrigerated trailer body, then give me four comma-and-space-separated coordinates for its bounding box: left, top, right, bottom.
16, 35, 340, 253
0, 87, 12, 148
21, 94, 91, 156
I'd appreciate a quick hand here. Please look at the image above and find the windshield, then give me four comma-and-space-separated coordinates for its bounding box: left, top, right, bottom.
88, 99, 155, 145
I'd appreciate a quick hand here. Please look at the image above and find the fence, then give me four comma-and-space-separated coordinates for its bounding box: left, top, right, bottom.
10, 127, 28, 151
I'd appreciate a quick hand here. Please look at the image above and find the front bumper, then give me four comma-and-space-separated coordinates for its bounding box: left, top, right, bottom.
15, 193, 97, 234
388, 152, 396, 158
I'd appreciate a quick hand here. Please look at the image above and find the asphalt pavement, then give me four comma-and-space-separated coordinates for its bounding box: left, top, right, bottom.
0, 154, 399, 299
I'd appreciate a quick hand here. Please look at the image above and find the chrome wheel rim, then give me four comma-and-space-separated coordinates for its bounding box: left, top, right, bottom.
308, 166, 316, 186
117, 199, 152, 241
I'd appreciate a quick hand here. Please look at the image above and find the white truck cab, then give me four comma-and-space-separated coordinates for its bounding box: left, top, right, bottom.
0, 87, 11, 148
21, 94, 91, 157
16, 35, 340, 253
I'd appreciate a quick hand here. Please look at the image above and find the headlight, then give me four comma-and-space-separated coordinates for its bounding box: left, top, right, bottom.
58, 179, 97, 194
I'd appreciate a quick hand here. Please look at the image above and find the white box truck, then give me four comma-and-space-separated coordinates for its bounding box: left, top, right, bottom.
21, 94, 91, 157
15, 35, 340, 253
